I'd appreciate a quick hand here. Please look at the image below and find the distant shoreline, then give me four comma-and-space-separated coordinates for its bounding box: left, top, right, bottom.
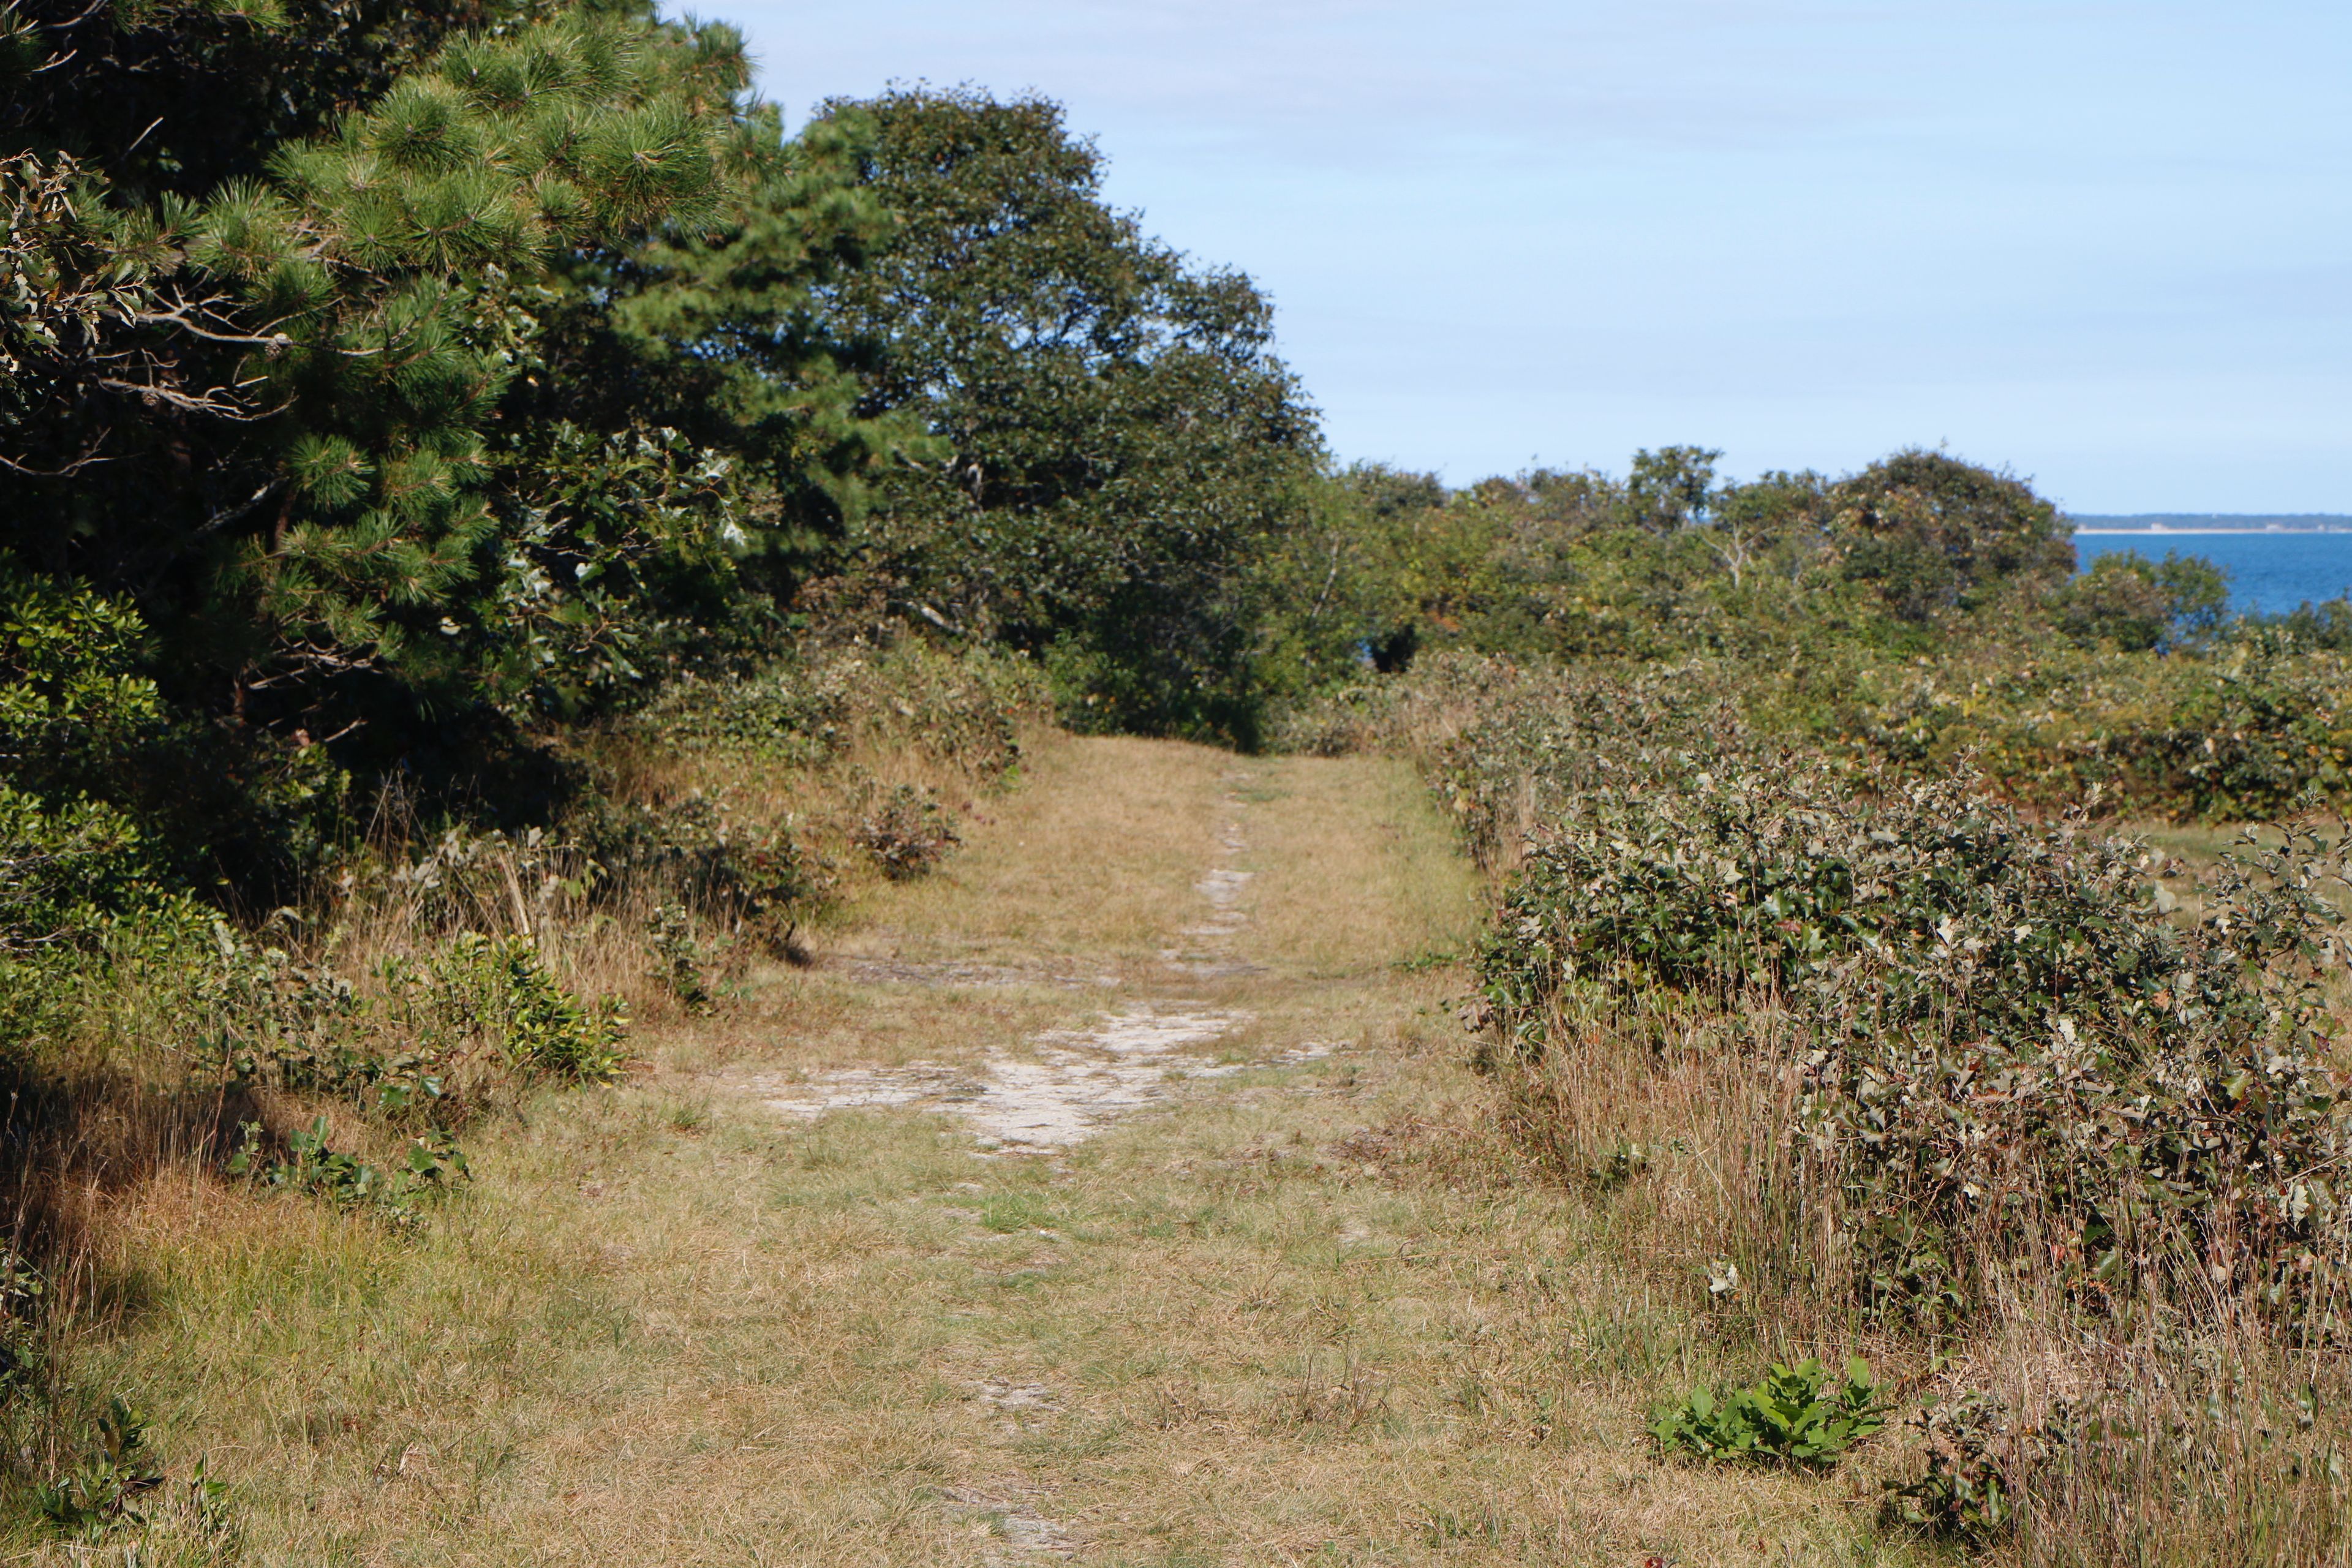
2072, 514, 2352, 534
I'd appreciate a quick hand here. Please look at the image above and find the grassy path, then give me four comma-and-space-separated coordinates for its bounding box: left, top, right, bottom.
87, 738, 1894, 1566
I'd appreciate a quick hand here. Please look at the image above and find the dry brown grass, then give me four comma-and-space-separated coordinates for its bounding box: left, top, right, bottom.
1488, 933, 2352, 1566
12, 736, 1925, 1566
840, 734, 1236, 967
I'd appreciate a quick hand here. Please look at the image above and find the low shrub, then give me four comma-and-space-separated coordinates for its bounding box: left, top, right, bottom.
647, 902, 715, 1010
432, 933, 628, 1083
852, 783, 959, 880
228, 1117, 470, 1225
622, 661, 855, 766
575, 794, 829, 943
1649, 1356, 1886, 1466
31, 1398, 162, 1539
198, 924, 627, 1114
1351, 652, 2352, 1559
617, 638, 1050, 777
1882, 1392, 2019, 1544
1801, 639, 2352, 821
1482, 735, 2351, 1327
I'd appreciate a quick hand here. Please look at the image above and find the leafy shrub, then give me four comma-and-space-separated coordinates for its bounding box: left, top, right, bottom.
858, 639, 1051, 776
0, 1248, 45, 1396
1825, 450, 2073, 624
0, 570, 165, 800
623, 660, 854, 765
1809, 639, 2352, 821
2278, 597, 2352, 651
1649, 1357, 1886, 1466
198, 924, 627, 1110
2054, 549, 2229, 652
1410, 652, 2352, 1329
1484, 745, 2350, 1324
33, 1398, 162, 1538
851, 784, 959, 880
579, 793, 828, 942
619, 639, 1049, 777
228, 1117, 470, 1225
1883, 1393, 2019, 1544
431, 934, 627, 1083
647, 902, 714, 1011
0, 785, 179, 954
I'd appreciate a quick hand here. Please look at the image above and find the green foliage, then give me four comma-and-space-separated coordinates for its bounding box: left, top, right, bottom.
2278, 597, 2352, 650
0, 786, 176, 954
2056, 549, 2230, 651
1283, 447, 2084, 687
0, 568, 165, 798
4, 6, 756, 808
620, 638, 1049, 775
1648, 1357, 1886, 1466
1625, 444, 1722, 534
1826, 449, 2073, 622
536, 97, 911, 554
813, 88, 1322, 740
473, 421, 765, 722
0, 1248, 43, 1397
1491, 757, 2348, 1322
191, 913, 626, 1112
32, 1398, 162, 1539
1807, 639, 2352, 821
432, 933, 626, 1082
646, 902, 714, 1011
1377, 657, 2352, 1327
580, 794, 827, 939
228, 1115, 469, 1223
1883, 1393, 2019, 1544
624, 660, 852, 764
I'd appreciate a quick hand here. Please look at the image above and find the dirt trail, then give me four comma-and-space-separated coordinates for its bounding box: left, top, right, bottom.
723, 767, 1277, 1153
115, 737, 1894, 1566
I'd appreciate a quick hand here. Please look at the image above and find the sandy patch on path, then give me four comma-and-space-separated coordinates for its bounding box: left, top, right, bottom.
729, 1004, 1261, 1152
1163, 799, 1263, 976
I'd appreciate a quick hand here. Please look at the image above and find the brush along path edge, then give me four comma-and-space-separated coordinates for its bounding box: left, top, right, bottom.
66, 737, 1914, 1567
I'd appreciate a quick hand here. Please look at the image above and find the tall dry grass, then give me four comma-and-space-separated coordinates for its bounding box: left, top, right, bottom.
1492, 977, 2352, 1566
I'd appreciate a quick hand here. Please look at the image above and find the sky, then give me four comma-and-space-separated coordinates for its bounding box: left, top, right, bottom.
715, 1, 2352, 513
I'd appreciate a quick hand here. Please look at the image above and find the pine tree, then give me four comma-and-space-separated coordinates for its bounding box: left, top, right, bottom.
2, 4, 752, 742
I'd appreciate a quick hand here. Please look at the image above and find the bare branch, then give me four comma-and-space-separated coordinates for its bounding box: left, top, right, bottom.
130, 305, 295, 351
0, 439, 113, 478
93, 376, 283, 421
194, 480, 284, 539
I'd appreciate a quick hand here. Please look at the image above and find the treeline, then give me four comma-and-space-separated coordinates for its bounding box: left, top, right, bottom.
1279, 447, 2351, 820
10, 0, 2343, 924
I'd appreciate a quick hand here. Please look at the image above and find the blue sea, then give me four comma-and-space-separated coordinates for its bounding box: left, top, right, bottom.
2073, 531, 2352, 617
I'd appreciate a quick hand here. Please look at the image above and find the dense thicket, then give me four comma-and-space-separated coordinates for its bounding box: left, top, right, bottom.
2, 1, 1335, 922
1270, 445, 2348, 820
806, 88, 1321, 739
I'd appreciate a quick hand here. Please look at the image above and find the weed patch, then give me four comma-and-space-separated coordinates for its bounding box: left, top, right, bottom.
1649, 1357, 1886, 1467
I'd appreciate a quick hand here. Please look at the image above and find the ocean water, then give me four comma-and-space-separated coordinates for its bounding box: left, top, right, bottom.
2073, 532, 2352, 617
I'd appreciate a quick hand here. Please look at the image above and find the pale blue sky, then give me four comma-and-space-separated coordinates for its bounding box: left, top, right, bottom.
715, 2, 2352, 511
